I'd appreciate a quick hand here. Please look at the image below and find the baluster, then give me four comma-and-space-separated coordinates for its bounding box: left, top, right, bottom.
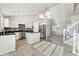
77, 34, 79, 55
63, 29, 66, 42
77, 23, 79, 55
76, 23, 79, 55
72, 30, 77, 54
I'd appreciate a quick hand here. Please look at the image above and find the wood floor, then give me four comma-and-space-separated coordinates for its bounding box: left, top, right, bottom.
1, 36, 76, 56
2, 39, 43, 56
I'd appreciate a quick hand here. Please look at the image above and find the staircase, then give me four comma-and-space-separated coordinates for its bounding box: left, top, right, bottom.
63, 15, 79, 55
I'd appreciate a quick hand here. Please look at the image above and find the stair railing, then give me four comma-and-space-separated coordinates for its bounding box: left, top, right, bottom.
63, 17, 79, 55
63, 20, 79, 43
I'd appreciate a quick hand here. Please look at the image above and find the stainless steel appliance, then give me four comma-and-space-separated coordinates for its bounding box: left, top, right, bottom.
39, 24, 46, 39
19, 24, 26, 39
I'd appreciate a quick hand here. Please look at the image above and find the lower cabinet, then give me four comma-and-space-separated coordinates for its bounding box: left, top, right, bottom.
0, 35, 16, 55
15, 32, 20, 40
26, 32, 40, 44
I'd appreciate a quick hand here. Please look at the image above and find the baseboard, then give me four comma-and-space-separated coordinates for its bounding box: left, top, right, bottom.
0, 49, 16, 55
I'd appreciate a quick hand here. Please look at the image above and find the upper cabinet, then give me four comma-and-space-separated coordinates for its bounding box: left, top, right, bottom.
4, 18, 9, 27
0, 9, 4, 31
33, 22, 39, 32
0, 9, 10, 31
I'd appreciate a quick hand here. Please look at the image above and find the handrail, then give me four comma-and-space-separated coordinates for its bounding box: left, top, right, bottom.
63, 16, 79, 42
64, 19, 79, 31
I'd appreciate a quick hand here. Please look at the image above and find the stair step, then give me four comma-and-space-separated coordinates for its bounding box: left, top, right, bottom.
64, 38, 73, 46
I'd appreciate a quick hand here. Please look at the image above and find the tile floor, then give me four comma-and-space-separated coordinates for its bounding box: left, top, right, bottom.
32, 41, 64, 56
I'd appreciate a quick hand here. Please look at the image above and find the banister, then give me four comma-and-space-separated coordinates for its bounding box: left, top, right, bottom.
65, 20, 79, 31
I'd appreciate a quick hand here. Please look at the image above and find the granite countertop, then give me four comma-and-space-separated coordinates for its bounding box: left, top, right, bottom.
0, 31, 15, 36
0, 29, 40, 36
0, 31, 33, 36
26, 32, 40, 33
15, 30, 33, 32
0, 33, 15, 36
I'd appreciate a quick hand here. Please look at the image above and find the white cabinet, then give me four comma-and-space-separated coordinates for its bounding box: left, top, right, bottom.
33, 22, 39, 32
4, 18, 9, 27
0, 35, 16, 55
15, 32, 20, 40
26, 32, 40, 44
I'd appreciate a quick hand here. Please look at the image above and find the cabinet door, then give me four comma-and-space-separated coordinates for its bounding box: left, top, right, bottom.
4, 18, 9, 27
15, 33, 20, 40
33, 22, 39, 32
0, 35, 16, 55
30, 33, 40, 44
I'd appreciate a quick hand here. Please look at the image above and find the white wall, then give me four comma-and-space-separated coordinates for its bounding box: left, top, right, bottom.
49, 3, 74, 26
45, 3, 74, 36
9, 16, 40, 28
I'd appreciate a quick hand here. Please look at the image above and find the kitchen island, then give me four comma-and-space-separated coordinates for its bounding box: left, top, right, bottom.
26, 32, 40, 44
0, 27, 40, 55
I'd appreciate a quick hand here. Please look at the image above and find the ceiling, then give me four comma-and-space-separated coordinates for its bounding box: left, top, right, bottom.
0, 3, 58, 17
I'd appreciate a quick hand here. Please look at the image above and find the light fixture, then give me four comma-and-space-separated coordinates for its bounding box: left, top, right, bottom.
39, 14, 45, 19
45, 11, 52, 19
45, 11, 51, 17
39, 11, 52, 19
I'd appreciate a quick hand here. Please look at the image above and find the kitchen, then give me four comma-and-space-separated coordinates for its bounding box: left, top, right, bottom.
0, 3, 52, 55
